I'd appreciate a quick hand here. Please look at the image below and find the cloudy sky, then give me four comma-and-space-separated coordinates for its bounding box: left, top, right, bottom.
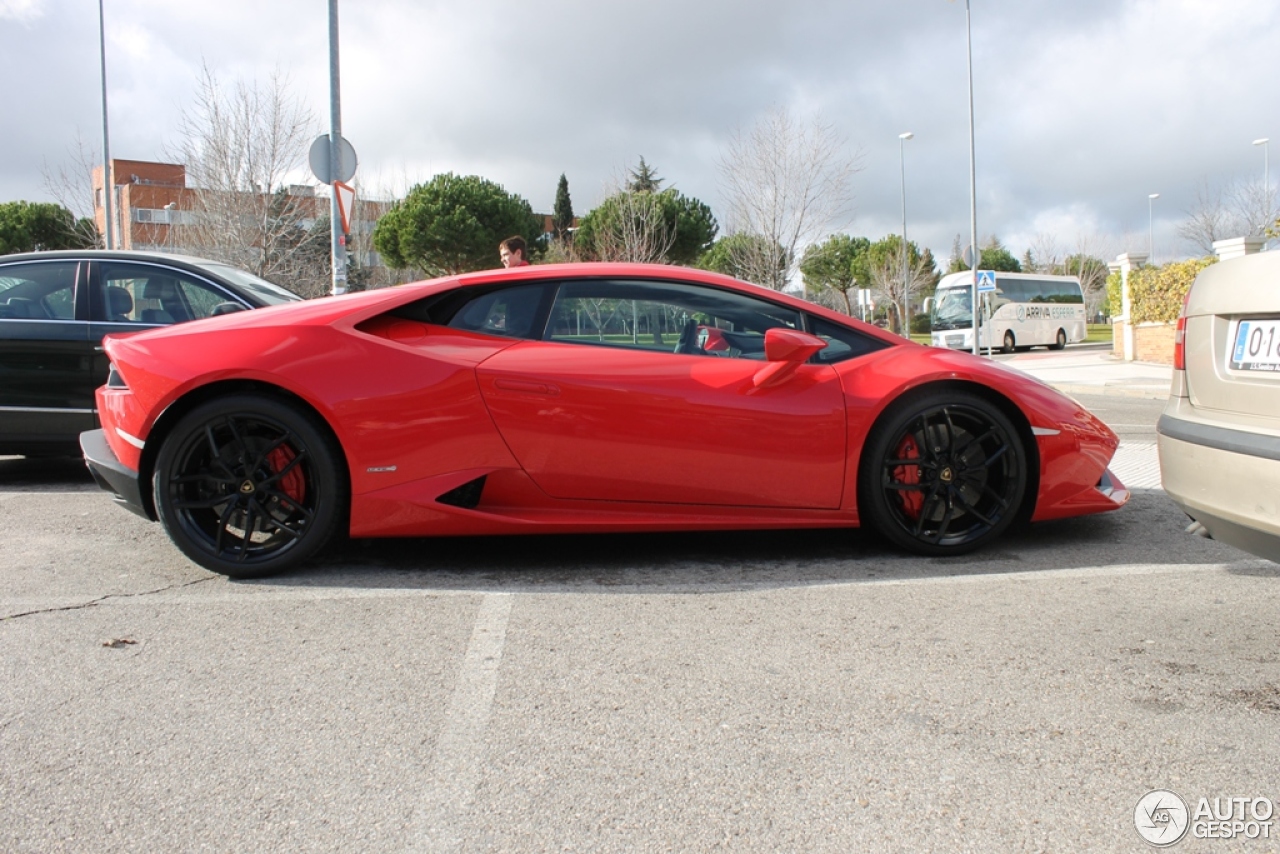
3, 0, 1278, 266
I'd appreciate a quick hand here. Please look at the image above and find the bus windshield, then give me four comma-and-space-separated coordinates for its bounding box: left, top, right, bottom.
931, 288, 974, 332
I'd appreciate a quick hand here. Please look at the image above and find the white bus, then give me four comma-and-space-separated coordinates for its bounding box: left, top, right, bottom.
928, 271, 1086, 353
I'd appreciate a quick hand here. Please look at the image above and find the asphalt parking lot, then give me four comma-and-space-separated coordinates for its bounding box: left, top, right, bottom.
3, 396, 1279, 852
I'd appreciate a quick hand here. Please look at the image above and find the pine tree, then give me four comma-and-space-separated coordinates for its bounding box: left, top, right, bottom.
552, 174, 574, 240
628, 157, 664, 193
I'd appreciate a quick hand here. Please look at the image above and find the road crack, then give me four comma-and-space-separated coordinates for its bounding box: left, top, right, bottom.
1, 576, 217, 622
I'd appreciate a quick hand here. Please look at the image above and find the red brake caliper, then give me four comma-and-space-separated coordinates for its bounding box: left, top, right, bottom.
267, 446, 306, 505
892, 435, 923, 519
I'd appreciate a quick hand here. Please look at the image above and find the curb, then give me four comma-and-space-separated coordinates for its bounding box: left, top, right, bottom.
1043, 382, 1169, 401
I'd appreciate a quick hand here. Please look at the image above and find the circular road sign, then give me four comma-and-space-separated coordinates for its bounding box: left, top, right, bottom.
309, 135, 358, 184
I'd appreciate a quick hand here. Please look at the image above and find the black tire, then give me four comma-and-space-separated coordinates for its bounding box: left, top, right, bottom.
859, 391, 1027, 556
1001, 330, 1015, 354
152, 394, 346, 578
1049, 328, 1067, 350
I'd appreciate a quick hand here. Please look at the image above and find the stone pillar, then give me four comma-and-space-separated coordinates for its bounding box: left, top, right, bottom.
1112, 252, 1147, 362
1212, 236, 1265, 261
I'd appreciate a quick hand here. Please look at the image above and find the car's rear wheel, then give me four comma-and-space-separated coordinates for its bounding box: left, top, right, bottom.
1002, 330, 1016, 353
859, 391, 1026, 556
1049, 328, 1067, 350
153, 394, 346, 578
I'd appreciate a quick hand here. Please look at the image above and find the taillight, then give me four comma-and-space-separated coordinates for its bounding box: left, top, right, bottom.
1173, 288, 1192, 371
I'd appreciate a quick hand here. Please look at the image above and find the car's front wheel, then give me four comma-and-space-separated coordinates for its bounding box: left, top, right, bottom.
859, 391, 1027, 556
152, 394, 347, 578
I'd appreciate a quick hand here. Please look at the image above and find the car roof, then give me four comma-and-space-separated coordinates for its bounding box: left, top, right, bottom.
0, 249, 228, 269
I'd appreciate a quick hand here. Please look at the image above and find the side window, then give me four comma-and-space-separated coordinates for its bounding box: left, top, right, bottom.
99, 263, 238, 324
808, 317, 890, 364
546, 279, 802, 359
446, 284, 548, 339
0, 261, 78, 320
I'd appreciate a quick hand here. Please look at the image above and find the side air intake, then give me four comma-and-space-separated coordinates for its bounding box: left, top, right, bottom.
436, 475, 487, 509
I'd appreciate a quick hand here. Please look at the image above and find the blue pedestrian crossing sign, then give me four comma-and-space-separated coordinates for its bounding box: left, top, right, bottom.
976, 270, 997, 292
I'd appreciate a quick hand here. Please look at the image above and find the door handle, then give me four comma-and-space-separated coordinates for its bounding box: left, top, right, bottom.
492, 378, 560, 396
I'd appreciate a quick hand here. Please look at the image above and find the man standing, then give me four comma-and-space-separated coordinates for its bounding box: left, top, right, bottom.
499, 236, 530, 268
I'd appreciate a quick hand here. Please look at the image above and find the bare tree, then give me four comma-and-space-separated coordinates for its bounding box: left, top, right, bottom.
1229, 178, 1277, 240
582, 185, 677, 264
167, 65, 326, 295
1024, 233, 1064, 273
1178, 180, 1240, 254
40, 132, 103, 247
869, 254, 934, 336
717, 107, 860, 291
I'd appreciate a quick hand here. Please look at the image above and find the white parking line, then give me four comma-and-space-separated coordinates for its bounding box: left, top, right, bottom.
412, 592, 513, 853
1110, 441, 1161, 490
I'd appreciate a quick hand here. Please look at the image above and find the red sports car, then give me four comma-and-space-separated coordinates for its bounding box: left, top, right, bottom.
81, 263, 1128, 578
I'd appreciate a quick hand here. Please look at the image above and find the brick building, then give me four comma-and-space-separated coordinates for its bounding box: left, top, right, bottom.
91, 158, 390, 278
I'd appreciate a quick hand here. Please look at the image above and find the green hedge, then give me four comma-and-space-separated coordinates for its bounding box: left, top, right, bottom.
1129, 257, 1217, 324
1105, 269, 1122, 319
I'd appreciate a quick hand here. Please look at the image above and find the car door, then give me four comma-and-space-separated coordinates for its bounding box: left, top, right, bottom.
0, 259, 94, 451
475, 278, 847, 509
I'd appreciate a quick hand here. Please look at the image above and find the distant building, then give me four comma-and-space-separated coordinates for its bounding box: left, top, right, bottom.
91, 158, 392, 280
91, 159, 575, 284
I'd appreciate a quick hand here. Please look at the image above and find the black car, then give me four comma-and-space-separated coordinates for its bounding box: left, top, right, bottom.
0, 250, 303, 456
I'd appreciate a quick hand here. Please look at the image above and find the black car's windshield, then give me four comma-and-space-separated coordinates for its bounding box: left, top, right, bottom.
931, 287, 974, 332
199, 263, 304, 305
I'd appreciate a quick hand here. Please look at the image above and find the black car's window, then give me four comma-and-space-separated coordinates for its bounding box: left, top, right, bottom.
197, 263, 302, 305
0, 261, 78, 320
807, 316, 890, 364
98, 262, 240, 324
546, 279, 801, 359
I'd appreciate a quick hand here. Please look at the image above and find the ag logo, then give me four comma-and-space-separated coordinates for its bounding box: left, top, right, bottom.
1135, 790, 1190, 846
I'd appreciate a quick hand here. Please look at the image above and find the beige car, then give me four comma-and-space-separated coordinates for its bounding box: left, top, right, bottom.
1158, 250, 1280, 562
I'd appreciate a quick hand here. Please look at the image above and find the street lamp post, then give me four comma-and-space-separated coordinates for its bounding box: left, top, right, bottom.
1254, 138, 1270, 236
1148, 193, 1159, 263
899, 131, 913, 338
964, 0, 980, 356
97, 0, 114, 250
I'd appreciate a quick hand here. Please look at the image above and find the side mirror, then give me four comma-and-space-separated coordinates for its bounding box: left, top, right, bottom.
753, 328, 827, 389
922, 297, 934, 314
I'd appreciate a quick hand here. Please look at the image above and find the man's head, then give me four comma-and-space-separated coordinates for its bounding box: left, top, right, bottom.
499, 236, 527, 268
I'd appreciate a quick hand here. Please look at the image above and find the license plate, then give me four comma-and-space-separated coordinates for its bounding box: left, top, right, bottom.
946, 335, 964, 349
1231, 320, 1280, 372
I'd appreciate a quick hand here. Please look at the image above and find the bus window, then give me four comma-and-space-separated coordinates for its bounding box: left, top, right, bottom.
1000, 280, 1027, 301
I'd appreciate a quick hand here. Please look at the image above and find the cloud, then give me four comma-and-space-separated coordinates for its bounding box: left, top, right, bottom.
4, 0, 1279, 266
0, 0, 45, 23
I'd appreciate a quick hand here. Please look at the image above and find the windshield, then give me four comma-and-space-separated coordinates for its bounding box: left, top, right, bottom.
931, 287, 975, 331
198, 263, 304, 305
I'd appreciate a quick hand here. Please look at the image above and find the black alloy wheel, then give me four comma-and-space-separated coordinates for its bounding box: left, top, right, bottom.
1002, 330, 1016, 354
859, 391, 1027, 556
152, 394, 346, 578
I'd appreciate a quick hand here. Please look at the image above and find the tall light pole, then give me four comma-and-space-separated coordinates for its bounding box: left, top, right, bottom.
964, 0, 980, 356
97, 0, 114, 250
1254, 138, 1270, 236
328, 0, 348, 295
1148, 193, 1159, 263
899, 131, 913, 337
